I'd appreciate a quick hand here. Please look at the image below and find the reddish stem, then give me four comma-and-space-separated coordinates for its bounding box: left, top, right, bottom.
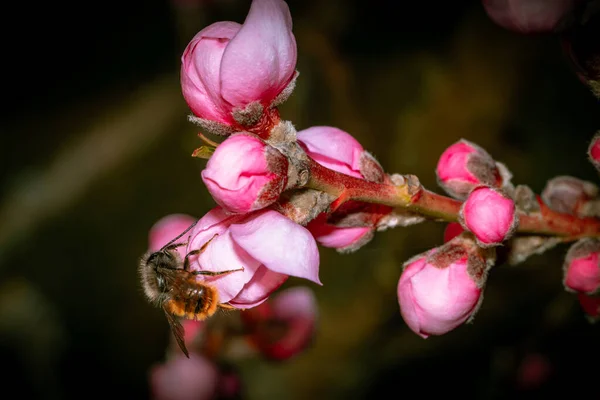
306, 158, 600, 239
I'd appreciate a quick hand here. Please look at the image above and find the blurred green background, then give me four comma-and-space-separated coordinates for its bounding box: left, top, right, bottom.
1, 0, 598, 399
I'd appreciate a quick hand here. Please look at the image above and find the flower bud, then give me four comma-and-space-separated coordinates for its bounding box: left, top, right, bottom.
443, 222, 464, 243
589, 131, 600, 170
563, 238, 600, 294
397, 235, 495, 338
459, 186, 518, 247
541, 175, 598, 216
201, 133, 288, 214
181, 0, 297, 135
150, 353, 219, 400
577, 293, 600, 322
306, 212, 374, 253
482, 0, 576, 34
436, 139, 504, 200
148, 214, 197, 258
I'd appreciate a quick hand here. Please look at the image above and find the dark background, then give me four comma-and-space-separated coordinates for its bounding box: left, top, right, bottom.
1, 1, 598, 399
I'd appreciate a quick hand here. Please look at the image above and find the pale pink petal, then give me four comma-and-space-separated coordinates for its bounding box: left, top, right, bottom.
230, 210, 321, 285
150, 353, 218, 400
220, 0, 297, 107
181, 21, 241, 123
148, 214, 197, 256
308, 220, 372, 250
397, 256, 429, 338
229, 266, 288, 308
297, 126, 364, 178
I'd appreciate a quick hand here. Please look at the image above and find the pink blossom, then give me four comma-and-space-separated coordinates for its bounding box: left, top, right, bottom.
563, 238, 600, 294
436, 139, 503, 200
186, 207, 320, 309
241, 286, 318, 360
482, 0, 576, 34
180, 0, 297, 129
297, 126, 364, 179
150, 353, 219, 400
443, 222, 464, 243
459, 186, 518, 247
148, 213, 197, 258
516, 353, 552, 389
397, 242, 488, 338
201, 133, 288, 214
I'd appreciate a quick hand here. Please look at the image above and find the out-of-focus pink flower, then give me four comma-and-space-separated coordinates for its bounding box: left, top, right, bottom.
201, 133, 288, 214
181, 0, 297, 130
459, 186, 518, 247
397, 236, 493, 338
443, 222, 464, 243
589, 132, 600, 169
563, 238, 600, 294
148, 214, 197, 258
516, 353, 553, 390
297, 126, 365, 179
577, 293, 600, 321
436, 139, 504, 200
186, 207, 321, 309
241, 286, 318, 360
482, 0, 576, 34
150, 353, 219, 400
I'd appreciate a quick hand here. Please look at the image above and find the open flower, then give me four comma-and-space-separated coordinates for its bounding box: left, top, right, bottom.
180, 0, 297, 134
201, 133, 288, 214
241, 286, 318, 360
186, 207, 321, 308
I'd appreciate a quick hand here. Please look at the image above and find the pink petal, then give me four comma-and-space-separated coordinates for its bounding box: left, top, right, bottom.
148, 214, 197, 256
181, 21, 241, 123
220, 0, 297, 108
297, 126, 364, 178
228, 266, 288, 308
230, 210, 321, 285
308, 218, 372, 250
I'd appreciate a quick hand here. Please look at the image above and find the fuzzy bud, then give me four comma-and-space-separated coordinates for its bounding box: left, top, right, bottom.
436, 139, 505, 200
541, 175, 598, 216
201, 133, 288, 214
588, 131, 600, 170
397, 234, 495, 338
563, 238, 600, 294
459, 186, 518, 247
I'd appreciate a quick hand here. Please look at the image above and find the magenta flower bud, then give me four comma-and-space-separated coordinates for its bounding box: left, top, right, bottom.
187, 207, 321, 309
181, 0, 297, 132
443, 222, 465, 243
563, 238, 600, 294
436, 139, 504, 200
148, 213, 197, 258
541, 175, 598, 216
241, 286, 318, 361
397, 236, 494, 338
201, 133, 288, 214
482, 0, 576, 34
589, 131, 600, 169
459, 186, 518, 247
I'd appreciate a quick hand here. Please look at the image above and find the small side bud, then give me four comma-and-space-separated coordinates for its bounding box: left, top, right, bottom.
397, 234, 495, 338
588, 131, 600, 170
436, 139, 503, 200
359, 151, 386, 183
541, 175, 599, 216
459, 186, 518, 247
513, 184, 541, 214
201, 133, 288, 214
563, 238, 600, 294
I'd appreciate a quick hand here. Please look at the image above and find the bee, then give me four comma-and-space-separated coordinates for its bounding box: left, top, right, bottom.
139, 220, 243, 357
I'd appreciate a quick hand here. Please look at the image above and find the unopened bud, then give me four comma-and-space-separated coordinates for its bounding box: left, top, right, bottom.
577, 293, 600, 323
541, 175, 598, 216
201, 133, 288, 214
443, 222, 464, 243
436, 139, 505, 200
459, 186, 518, 247
397, 234, 495, 338
588, 131, 600, 170
563, 238, 600, 294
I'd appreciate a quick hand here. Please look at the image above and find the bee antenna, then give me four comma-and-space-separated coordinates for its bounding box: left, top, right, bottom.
159, 219, 199, 251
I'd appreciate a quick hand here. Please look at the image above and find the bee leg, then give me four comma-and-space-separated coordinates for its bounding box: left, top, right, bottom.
192, 267, 245, 277
218, 303, 236, 310
183, 233, 220, 271
162, 241, 187, 252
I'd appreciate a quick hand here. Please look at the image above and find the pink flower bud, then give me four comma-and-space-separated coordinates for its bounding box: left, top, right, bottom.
186, 207, 321, 309
563, 238, 600, 294
297, 126, 365, 179
241, 286, 318, 360
181, 0, 297, 131
436, 139, 504, 200
201, 133, 288, 214
397, 236, 494, 338
541, 175, 598, 216
577, 293, 600, 322
589, 131, 600, 169
150, 353, 219, 400
459, 186, 518, 247
443, 222, 464, 243
482, 0, 576, 34
148, 214, 197, 258
306, 212, 374, 253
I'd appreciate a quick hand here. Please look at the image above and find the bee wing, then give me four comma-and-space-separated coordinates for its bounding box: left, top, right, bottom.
163, 308, 190, 358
